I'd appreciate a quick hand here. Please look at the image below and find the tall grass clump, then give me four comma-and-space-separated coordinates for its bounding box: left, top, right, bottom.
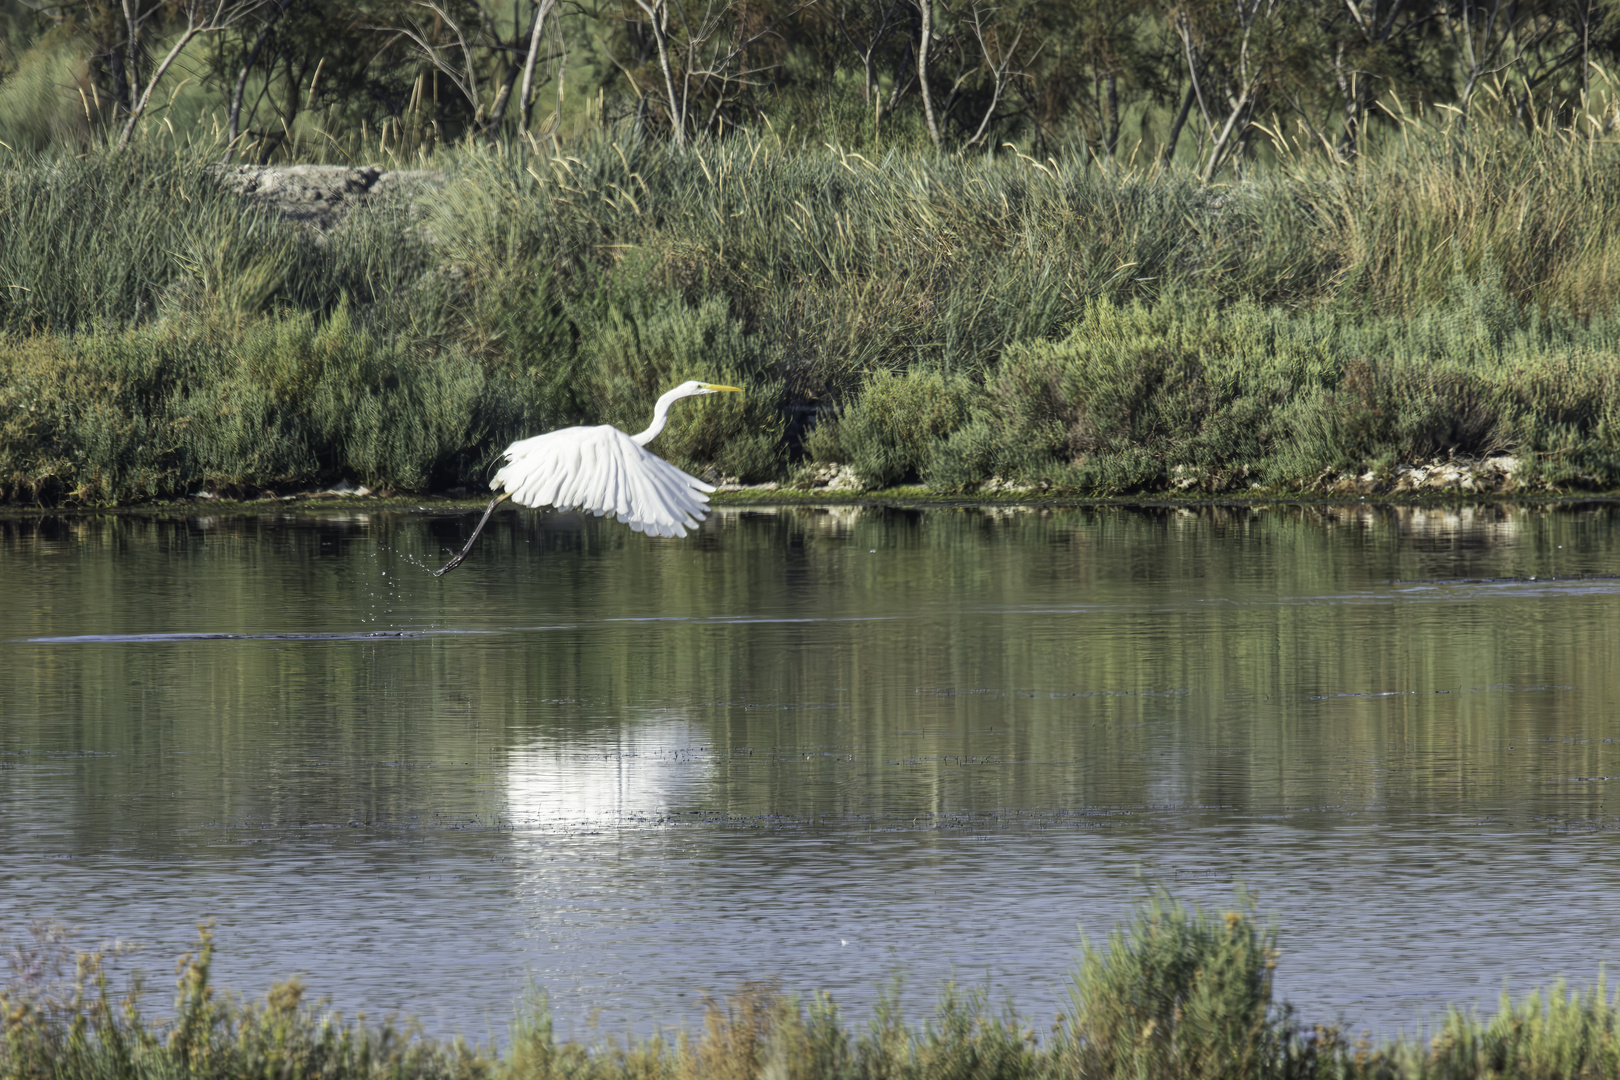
1276, 95, 1620, 320
1411, 978, 1620, 1080
0, 151, 439, 336
0, 922, 490, 1080
425, 135, 1200, 395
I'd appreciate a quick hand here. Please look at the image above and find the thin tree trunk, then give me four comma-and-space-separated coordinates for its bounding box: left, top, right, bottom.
887, 36, 913, 111
486, 61, 519, 139
916, 0, 940, 148
1334, 41, 1362, 158
227, 0, 294, 153
642, 0, 685, 146
119, 25, 208, 149
518, 0, 558, 131
1104, 71, 1119, 157
1199, 87, 1249, 182
107, 48, 128, 122
1581, 0, 1591, 103
121, 0, 142, 116
1162, 82, 1195, 164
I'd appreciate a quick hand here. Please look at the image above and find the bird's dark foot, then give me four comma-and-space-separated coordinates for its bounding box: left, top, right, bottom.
433, 493, 510, 576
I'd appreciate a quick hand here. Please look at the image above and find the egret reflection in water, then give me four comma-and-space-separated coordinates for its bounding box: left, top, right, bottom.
504, 718, 711, 831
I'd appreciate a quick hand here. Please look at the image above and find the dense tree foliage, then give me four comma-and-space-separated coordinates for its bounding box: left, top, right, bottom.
2, 0, 1618, 168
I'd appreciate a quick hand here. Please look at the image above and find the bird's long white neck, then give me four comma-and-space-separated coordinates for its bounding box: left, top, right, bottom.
630, 387, 685, 446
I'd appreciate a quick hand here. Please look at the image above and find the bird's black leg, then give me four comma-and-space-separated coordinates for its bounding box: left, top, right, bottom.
433, 492, 512, 577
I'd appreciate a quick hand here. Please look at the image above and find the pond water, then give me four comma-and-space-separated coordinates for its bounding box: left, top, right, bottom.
1, 502, 1617, 1042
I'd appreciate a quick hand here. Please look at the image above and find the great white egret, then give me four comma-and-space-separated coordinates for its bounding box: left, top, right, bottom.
433, 380, 743, 576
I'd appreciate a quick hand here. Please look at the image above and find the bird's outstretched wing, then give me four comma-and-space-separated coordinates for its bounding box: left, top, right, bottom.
492, 425, 715, 538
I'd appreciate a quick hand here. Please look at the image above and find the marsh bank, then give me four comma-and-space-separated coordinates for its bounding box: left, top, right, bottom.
6, 124, 1620, 508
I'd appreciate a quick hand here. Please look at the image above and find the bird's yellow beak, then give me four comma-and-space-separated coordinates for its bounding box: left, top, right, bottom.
701, 383, 744, 393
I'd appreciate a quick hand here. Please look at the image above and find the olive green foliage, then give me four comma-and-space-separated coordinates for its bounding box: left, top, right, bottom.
1051, 891, 1307, 1080
0, 923, 491, 1080
0, 31, 91, 152
0, 308, 521, 502
7, 898, 1620, 1080
8, 0, 1618, 168
925, 293, 1620, 495
1417, 980, 1620, 1080
0, 153, 437, 333
808, 369, 977, 489
6, 99, 1620, 502
581, 294, 786, 483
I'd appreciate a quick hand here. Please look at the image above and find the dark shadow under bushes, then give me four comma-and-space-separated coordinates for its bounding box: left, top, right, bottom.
6, 892, 1619, 1080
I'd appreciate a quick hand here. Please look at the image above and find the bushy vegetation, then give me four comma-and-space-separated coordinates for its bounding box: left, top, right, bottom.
6, 0, 1620, 505
5, 102, 1620, 504
917, 292, 1620, 495
6, 895, 1619, 1080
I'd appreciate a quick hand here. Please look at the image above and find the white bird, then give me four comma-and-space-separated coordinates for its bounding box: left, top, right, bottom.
433, 380, 743, 576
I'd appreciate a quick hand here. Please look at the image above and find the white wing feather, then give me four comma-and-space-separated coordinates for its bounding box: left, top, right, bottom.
491, 425, 714, 538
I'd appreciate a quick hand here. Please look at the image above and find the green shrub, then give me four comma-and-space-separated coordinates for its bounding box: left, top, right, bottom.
7, 902, 1620, 1080
914, 294, 1620, 496
819, 369, 978, 489
1, 311, 530, 503
0, 289, 787, 505
0, 328, 186, 503
935, 298, 1313, 494
1052, 890, 1313, 1080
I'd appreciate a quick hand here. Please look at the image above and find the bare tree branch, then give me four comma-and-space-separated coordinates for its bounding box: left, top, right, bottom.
118, 0, 274, 150
519, 0, 561, 131
226, 0, 295, 151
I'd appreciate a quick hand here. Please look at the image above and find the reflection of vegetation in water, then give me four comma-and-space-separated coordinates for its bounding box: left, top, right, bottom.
5, 894, 1617, 1079
2, 506, 1615, 841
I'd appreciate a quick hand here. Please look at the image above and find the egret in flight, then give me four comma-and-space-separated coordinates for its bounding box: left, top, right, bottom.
433, 380, 743, 576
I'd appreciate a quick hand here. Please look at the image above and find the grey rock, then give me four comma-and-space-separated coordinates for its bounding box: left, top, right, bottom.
207, 163, 444, 230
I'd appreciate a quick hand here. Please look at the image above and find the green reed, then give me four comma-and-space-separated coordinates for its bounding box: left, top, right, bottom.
5, 895, 1616, 1080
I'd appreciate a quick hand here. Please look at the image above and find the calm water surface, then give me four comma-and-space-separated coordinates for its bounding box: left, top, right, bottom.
1, 503, 1617, 1040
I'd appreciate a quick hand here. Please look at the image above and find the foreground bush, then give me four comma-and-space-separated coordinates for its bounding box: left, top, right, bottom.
5, 896, 1618, 1080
